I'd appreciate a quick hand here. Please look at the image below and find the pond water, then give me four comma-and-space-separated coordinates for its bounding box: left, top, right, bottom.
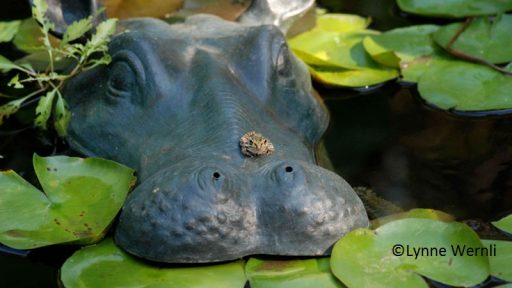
1, 0, 511, 287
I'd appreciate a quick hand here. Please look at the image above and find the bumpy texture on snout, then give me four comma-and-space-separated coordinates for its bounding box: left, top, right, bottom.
63, 15, 369, 263
115, 159, 367, 262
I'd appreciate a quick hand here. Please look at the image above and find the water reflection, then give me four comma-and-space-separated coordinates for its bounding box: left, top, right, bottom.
322, 83, 512, 219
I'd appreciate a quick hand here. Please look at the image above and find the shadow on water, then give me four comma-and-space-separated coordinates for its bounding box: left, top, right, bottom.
321, 82, 512, 220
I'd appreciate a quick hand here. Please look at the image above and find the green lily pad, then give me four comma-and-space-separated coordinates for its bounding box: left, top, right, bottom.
492, 214, 512, 234
0, 155, 135, 249
418, 59, 512, 111
482, 240, 512, 281
434, 15, 512, 64
363, 25, 439, 68
396, 0, 512, 18
315, 13, 371, 33
331, 218, 489, 288
495, 284, 512, 288
61, 238, 247, 288
246, 258, 344, 288
0, 21, 21, 43
371, 208, 455, 228
400, 56, 437, 83
290, 30, 382, 70
308, 65, 398, 88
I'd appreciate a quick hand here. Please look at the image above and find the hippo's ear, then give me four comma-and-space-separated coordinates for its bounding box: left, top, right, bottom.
28, 0, 105, 39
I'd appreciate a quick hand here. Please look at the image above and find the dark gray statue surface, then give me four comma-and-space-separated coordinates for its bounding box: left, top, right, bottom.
61, 13, 369, 263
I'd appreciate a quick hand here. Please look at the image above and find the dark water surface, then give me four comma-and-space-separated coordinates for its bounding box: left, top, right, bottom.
1, 0, 511, 287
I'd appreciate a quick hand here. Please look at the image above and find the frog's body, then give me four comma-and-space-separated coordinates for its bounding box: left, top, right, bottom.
63, 15, 369, 263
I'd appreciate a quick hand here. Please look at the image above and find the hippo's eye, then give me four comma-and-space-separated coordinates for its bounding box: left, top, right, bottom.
107, 51, 145, 103
108, 62, 135, 96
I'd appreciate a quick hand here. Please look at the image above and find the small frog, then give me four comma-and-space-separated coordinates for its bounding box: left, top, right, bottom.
240, 131, 275, 157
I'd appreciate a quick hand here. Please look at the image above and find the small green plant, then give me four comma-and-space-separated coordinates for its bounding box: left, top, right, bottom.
0, 0, 117, 136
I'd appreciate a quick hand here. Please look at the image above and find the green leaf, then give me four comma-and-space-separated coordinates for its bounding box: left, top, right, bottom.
61, 238, 247, 288
482, 240, 512, 281
371, 208, 455, 229
363, 25, 440, 68
492, 214, 512, 234
396, 0, 512, 18
434, 15, 512, 64
315, 13, 371, 33
34, 89, 57, 129
417, 59, 512, 111
0, 96, 31, 125
0, 155, 135, 249
290, 30, 382, 70
53, 92, 71, 137
32, 0, 54, 32
0, 21, 21, 42
0, 54, 20, 73
246, 258, 344, 288
7, 74, 24, 89
13, 18, 58, 53
62, 16, 93, 45
331, 218, 489, 288
308, 65, 398, 88
87, 18, 117, 51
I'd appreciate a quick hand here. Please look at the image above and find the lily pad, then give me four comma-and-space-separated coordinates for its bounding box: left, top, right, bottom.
315, 13, 371, 33
371, 208, 455, 228
363, 25, 440, 68
0, 155, 135, 249
246, 258, 344, 288
492, 214, 512, 234
289, 30, 382, 70
308, 65, 398, 88
417, 60, 512, 111
331, 218, 489, 287
434, 15, 512, 64
482, 240, 512, 281
396, 0, 512, 18
61, 238, 247, 288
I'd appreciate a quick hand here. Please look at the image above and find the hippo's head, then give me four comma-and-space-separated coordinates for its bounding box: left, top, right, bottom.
62, 15, 369, 263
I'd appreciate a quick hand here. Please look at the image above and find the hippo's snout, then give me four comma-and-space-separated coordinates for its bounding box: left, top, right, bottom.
115, 159, 368, 263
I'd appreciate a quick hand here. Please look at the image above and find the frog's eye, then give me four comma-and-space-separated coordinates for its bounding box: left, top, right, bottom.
107, 51, 145, 103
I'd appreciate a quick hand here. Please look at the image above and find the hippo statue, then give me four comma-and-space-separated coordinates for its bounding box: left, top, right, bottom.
58, 7, 369, 263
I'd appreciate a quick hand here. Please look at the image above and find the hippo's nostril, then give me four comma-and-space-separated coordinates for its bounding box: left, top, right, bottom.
285, 166, 293, 173
213, 172, 221, 179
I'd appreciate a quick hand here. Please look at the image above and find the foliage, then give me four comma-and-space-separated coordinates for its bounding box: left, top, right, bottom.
0, 154, 135, 249
246, 258, 344, 288
417, 59, 512, 111
434, 15, 512, 64
0, 21, 21, 43
60, 238, 247, 288
290, 5, 512, 113
57, 209, 512, 288
493, 214, 512, 234
288, 11, 398, 87
396, 0, 512, 18
482, 240, 512, 282
0, 0, 117, 136
331, 218, 489, 288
